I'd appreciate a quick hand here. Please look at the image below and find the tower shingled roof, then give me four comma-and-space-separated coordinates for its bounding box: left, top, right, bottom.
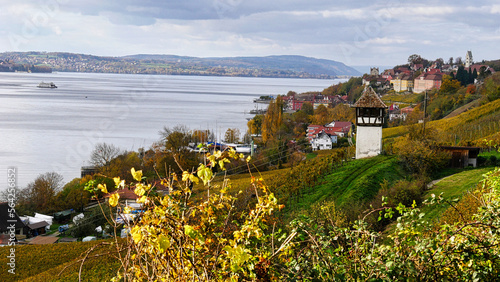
352, 86, 388, 108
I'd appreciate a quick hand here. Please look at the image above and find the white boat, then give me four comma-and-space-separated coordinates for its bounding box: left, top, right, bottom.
37, 82, 57, 88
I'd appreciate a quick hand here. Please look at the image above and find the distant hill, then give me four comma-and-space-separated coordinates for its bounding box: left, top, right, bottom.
124, 54, 362, 77
0, 52, 360, 78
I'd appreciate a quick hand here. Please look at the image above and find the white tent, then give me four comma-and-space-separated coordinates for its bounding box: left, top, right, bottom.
34, 213, 53, 226
25, 216, 51, 231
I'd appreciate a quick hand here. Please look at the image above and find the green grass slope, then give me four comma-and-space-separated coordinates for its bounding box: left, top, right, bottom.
422, 167, 495, 222
283, 155, 405, 218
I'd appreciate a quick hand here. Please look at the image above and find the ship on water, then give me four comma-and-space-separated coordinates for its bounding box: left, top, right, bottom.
37, 82, 57, 88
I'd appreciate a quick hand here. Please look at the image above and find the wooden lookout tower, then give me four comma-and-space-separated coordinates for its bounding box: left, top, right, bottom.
352, 86, 388, 159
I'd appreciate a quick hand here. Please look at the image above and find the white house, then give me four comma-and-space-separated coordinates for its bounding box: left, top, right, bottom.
310, 130, 336, 151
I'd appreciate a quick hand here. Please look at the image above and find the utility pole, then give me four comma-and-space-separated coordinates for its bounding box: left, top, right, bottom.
423, 90, 427, 139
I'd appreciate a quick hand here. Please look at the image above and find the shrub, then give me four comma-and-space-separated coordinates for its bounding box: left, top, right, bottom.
392, 134, 450, 177
89, 149, 284, 281
490, 155, 498, 166
477, 156, 487, 166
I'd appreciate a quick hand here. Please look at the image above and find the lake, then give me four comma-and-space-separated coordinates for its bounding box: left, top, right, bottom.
0, 72, 343, 188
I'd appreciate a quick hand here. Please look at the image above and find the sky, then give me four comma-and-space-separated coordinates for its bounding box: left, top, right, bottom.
0, 0, 499, 67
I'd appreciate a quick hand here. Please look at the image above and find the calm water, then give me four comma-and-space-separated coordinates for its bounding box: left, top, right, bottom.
0, 72, 341, 188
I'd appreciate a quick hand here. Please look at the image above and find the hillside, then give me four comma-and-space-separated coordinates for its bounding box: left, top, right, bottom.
0, 240, 120, 281
0, 52, 361, 78
383, 97, 500, 145
126, 54, 361, 77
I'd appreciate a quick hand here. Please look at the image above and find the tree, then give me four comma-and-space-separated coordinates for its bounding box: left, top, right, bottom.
455, 66, 468, 86
261, 96, 284, 143
408, 54, 422, 65
90, 142, 122, 167
159, 125, 192, 154
54, 178, 91, 212
224, 128, 241, 143
455, 56, 463, 65
448, 57, 454, 65
301, 102, 314, 116
192, 129, 213, 144
328, 103, 356, 123
101, 152, 143, 182
435, 58, 444, 68
312, 104, 330, 125
17, 172, 64, 214
392, 126, 449, 176
290, 110, 311, 138
440, 75, 461, 94
247, 114, 263, 136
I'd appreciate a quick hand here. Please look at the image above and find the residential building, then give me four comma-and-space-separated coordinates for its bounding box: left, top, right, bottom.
310, 131, 335, 151
468, 64, 496, 75
391, 73, 414, 92
0, 202, 26, 243
413, 69, 444, 93
307, 121, 352, 142
307, 121, 352, 150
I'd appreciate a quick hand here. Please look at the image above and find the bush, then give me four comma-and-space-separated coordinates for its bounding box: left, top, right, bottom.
392, 134, 450, 177
490, 155, 498, 166
477, 156, 487, 166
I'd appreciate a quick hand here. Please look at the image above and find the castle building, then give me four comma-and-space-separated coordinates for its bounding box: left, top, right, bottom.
352, 87, 387, 159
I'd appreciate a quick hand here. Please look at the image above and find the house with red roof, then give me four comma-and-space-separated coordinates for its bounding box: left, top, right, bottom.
413, 69, 444, 93
468, 64, 496, 74
307, 121, 352, 150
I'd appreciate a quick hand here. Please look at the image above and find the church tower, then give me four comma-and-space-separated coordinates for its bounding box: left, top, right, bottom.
353, 87, 388, 159
465, 50, 473, 68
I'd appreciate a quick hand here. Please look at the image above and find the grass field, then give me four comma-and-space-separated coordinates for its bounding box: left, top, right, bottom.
280, 155, 405, 220
422, 167, 494, 222
0, 240, 121, 282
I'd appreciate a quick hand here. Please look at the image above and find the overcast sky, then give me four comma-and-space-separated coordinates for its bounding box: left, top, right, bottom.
0, 0, 499, 66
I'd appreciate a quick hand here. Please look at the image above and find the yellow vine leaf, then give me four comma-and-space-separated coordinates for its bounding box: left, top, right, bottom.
182, 171, 190, 182
98, 183, 108, 194
131, 226, 142, 244
114, 177, 125, 189
134, 183, 145, 196
137, 196, 147, 203
157, 234, 171, 252
218, 159, 230, 171
197, 164, 213, 185
109, 193, 120, 207
222, 244, 252, 273
181, 171, 199, 184
131, 168, 143, 182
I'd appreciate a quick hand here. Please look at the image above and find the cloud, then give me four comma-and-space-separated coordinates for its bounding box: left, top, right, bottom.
0, 0, 498, 65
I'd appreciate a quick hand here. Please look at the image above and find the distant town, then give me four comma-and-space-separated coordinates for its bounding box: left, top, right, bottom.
0, 52, 360, 78
362, 51, 496, 94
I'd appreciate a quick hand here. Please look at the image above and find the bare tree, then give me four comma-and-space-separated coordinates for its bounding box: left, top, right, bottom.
90, 142, 122, 167
17, 172, 64, 214
224, 128, 241, 143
